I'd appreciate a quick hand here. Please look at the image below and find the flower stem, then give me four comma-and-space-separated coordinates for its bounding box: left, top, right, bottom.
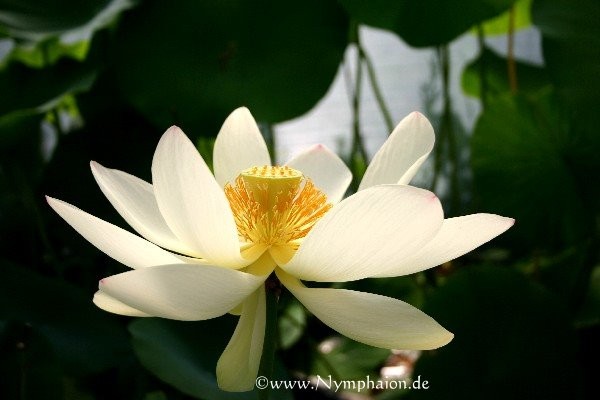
358, 44, 394, 133
507, 4, 518, 94
258, 276, 280, 400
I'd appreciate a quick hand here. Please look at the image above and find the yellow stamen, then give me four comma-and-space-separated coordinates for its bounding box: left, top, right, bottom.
224, 166, 332, 258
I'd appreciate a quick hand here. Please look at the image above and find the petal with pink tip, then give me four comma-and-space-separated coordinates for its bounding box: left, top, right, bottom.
372, 214, 515, 277
359, 112, 434, 190
91, 162, 198, 256
99, 264, 265, 320
46, 196, 196, 269
280, 185, 444, 282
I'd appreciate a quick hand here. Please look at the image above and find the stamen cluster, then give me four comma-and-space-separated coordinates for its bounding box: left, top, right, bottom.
224, 166, 332, 249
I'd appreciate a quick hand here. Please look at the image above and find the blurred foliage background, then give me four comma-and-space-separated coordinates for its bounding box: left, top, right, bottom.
0, 0, 598, 399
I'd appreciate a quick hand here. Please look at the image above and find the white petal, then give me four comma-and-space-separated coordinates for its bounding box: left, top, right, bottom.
359, 112, 434, 191
213, 107, 271, 187
277, 270, 452, 350
151, 126, 246, 268
99, 264, 265, 320
372, 214, 515, 277
280, 185, 444, 282
46, 196, 195, 269
93, 290, 150, 317
286, 144, 352, 204
91, 161, 197, 256
217, 286, 265, 392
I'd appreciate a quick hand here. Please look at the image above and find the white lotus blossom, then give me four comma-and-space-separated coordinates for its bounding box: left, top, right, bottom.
47, 108, 513, 391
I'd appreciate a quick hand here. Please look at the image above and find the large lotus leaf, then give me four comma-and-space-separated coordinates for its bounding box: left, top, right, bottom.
408, 266, 582, 400
112, 0, 348, 132
0, 58, 96, 120
471, 90, 589, 249
129, 318, 292, 400
532, 0, 600, 133
0, 260, 130, 375
0, 0, 135, 44
339, 0, 515, 47
461, 47, 549, 98
0, 321, 63, 400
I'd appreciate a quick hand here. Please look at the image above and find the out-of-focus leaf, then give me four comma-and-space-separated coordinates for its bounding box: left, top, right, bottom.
0, 321, 63, 400
0, 0, 110, 34
0, 110, 41, 149
409, 266, 582, 400
471, 90, 589, 249
0, 37, 13, 66
0, 260, 130, 375
339, 0, 515, 47
0, 0, 136, 64
143, 391, 168, 400
0, 59, 97, 117
7, 37, 90, 68
129, 318, 292, 400
342, 276, 425, 309
113, 0, 348, 132
480, 0, 531, 35
576, 265, 600, 328
0, 0, 134, 39
532, 1, 600, 213
532, 0, 600, 122
279, 298, 306, 350
461, 47, 549, 98
311, 336, 389, 381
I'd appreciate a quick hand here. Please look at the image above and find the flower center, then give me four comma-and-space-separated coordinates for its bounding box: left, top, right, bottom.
224, 165, 332, 262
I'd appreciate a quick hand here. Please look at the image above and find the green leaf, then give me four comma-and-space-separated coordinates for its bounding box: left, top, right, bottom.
576, 264, 600, 328
0, 59, 97, 116
6, 37, 91, 67
0, 110, 41, 149
129, 318, 292, 400
0, 321, 63, 400
409, 266, 583, 400
311, 336, 389, 382
480, 0, 532, 35
471, 90, 589, 249
112, 0, 348, 131
0, 0, 110, 34
532, 0, 600, 129
0, 0, 136, 40
461, 47, 549, 98
339, 0, 515, 47
341, 276, 425, 309
0, 260, 130, 375
278, 298, 306, 350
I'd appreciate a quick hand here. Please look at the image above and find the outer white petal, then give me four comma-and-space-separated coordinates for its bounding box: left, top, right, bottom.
280, 185, 444, 282
217, 286, 265, 392
91, 161, 197, 256
213, 107, 271, 187
371, 214, 515, 277
277, 270, 452, 350
99, 264, 266, 320
151, 126, 246, 268
46, 196, 195, 269
286, 144, 352, 204
359, 112, 434, 191
93, 290, 150, 317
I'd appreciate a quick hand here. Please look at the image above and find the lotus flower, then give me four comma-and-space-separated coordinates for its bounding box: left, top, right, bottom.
47, 108, 513, 391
